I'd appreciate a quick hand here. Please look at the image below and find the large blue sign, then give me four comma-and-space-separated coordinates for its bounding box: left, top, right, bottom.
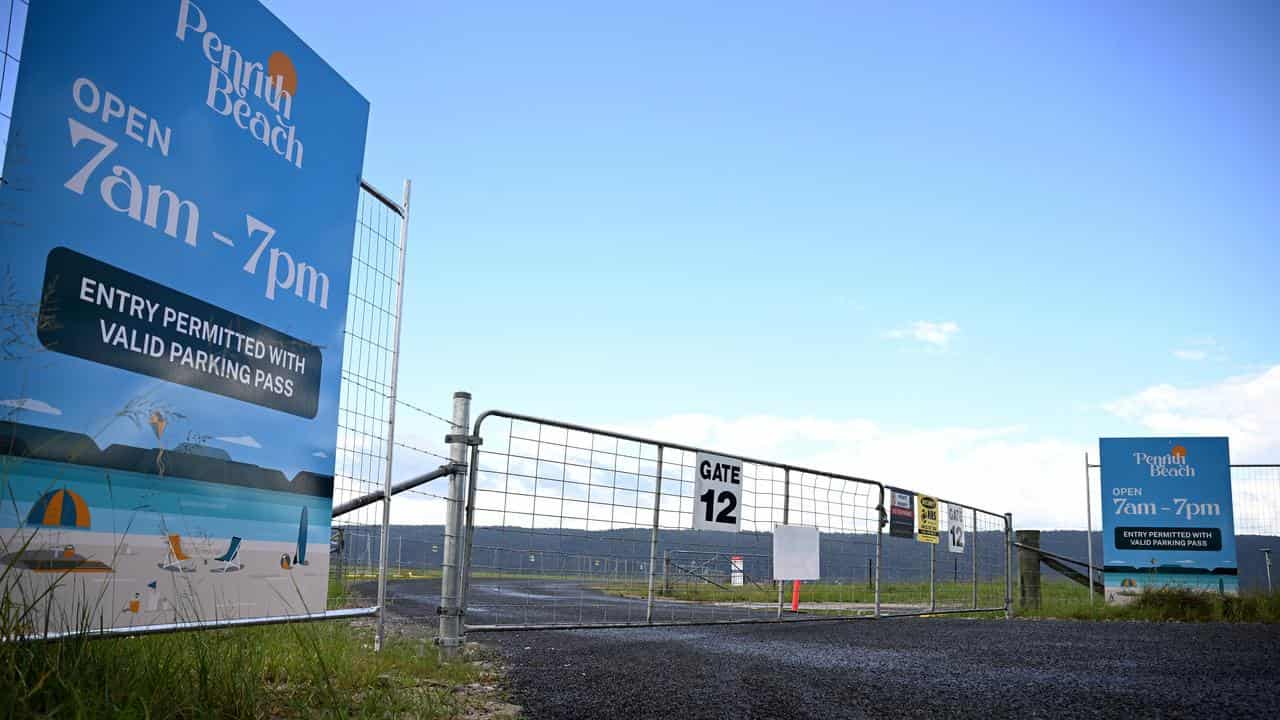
0, 0, 367, 632
1099, 437, 1237, 601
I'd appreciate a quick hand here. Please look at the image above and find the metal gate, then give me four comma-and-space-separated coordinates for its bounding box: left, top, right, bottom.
434, 407, 1012, 643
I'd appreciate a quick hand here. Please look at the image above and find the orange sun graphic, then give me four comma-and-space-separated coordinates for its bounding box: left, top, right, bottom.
1171, 445, 1187, 458
268, 51, 298, 97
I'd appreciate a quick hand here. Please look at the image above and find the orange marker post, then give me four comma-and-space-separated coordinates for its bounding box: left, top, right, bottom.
791, 579, 801, 612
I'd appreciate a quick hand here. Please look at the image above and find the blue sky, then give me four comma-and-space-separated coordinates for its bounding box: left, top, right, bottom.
262, 1, 1280, 527
1, 2, 1271, 529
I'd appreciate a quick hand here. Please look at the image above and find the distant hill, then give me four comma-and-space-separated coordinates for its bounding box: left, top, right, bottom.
337, 524, 1278, 592
1, 420, 330, 497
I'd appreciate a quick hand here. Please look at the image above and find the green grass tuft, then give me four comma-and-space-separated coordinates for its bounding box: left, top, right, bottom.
0, 622, 476, 719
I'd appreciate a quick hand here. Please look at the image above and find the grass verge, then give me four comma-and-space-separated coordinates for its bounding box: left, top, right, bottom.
0, 621, 478, 719
1018, 582, 1280, 623
599, 579, 1008, 607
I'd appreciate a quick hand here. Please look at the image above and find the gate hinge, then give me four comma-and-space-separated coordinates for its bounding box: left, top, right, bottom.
444, 434, 483, 447
436, 605, 465, 617
876, 504, 887, 529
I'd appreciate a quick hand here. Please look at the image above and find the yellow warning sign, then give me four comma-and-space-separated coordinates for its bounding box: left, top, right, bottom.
917, 495, 939, 544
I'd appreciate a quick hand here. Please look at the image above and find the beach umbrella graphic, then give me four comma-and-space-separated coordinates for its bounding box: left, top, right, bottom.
26, 488, 91, 529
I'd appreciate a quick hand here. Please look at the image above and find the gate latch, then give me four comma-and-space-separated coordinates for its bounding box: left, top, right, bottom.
444, 434, 483, 447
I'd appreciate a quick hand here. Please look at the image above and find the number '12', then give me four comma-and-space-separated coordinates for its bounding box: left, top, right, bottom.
700, 489, 738, 524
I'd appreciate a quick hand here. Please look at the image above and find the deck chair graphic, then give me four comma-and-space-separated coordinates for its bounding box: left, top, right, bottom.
160, 534, 196, 572
211, 536, 242, 573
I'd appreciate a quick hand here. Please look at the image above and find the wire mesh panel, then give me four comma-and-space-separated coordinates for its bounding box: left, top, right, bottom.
465, 416, 663, 627
328, 182, 406, 612
1231, 466, 1280, 537
0, 0, 27, 171
1230, 465, 1279, 593
876, 503, 1008, 616
459, 411, 1003, 631
1085, 463, 1280, 593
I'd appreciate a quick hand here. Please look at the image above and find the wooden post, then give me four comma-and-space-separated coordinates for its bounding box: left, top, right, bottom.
1016, 529, 1042, 610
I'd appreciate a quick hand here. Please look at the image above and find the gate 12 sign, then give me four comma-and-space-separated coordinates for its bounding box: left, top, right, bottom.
0, 0, 368, 634
947, 504, 965, 554
693, 452, 743, 532
1099, 438, 1238, 602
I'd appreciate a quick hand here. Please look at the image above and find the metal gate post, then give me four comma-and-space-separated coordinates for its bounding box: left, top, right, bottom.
373, 183, 411, 653
645, 446, 664, 623
662, 550, 670, 595
874, 488, 883, 619
1084, 452, 1095, 609
1004, 512, 1013, 619
971, 508, 978, 610
777, 468, 790, 620
929, 541, 936, 612
437, 392, 472, 657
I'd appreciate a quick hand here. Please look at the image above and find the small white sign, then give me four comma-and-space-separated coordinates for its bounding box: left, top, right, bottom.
948, 503, 966, 554
773, 525, 820, 580
693, 452, 743, 532
730, 556, 744, 587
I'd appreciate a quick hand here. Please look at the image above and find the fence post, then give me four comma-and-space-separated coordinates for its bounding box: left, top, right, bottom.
875, 488, 884, 619
1084, 452, 1096, 609
334, 527, 346, 588
1004, 512, 1013, 619
437, 391, 472, 657
1263, 548, 1274, 593
929, 541, 936, 612
1016, 529, 1042, 610
971, 509, 978, 610
662, 550, 670, 595
373, 179, 410, 653
776, 468, 791, 619
645, 446, 664, 623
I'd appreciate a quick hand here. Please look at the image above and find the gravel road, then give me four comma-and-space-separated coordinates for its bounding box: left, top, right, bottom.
381, 578, 1280, 719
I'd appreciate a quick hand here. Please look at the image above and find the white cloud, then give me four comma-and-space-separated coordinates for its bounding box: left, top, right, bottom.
887, 321, 959, 348
1104, 364, 1280, 461
215, 434, 262, 449
376, 365, 1279, 533
615, 414, 1087, 530
0, 398, 62, 416
1172, 349, 1207, 361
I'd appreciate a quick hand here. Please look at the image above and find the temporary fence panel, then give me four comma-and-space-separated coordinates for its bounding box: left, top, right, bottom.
451, 410, 1010, 634
874, 502, 1010, 616
1231, 466, 1280, 537
328, 179, 410, 649
1226, 465, 1278, 593
0, 0, 404, 641
1079, 461, 1280, 597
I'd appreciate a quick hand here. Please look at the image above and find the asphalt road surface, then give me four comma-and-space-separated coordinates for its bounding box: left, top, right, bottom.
382, 578, 1280, 719
382, 576, 815, 627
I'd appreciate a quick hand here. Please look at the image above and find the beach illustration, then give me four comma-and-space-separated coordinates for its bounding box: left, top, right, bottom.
1, 420, 334, 633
